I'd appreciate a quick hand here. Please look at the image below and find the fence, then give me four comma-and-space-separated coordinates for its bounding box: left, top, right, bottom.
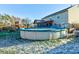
0, 30, 20, 40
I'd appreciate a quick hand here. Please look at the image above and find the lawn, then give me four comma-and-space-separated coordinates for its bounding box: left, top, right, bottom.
0, 31, 74, 54
0, 36, 73, 54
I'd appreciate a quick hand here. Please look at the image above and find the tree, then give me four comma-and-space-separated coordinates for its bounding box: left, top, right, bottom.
22, 18, 31, 28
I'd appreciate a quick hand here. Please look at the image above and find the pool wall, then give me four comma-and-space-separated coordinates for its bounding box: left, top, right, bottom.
20, 31, 51, 40
20, 28, 67, 40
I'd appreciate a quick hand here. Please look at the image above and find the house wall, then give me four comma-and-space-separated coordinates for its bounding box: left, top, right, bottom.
68, 5, 79, 24
42, 5, 79, 29
43, 11, 68, 25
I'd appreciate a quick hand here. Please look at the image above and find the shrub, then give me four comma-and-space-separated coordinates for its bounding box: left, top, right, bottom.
2, 27, 16, 32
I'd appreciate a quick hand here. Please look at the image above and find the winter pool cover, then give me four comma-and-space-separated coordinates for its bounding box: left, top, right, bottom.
20, 28, 65, 32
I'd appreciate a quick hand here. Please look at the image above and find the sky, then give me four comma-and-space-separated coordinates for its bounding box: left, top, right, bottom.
0, 4, 71, 21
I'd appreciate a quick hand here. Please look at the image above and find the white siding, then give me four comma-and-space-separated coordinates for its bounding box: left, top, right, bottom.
44, 11, 68, 24
43, 5, 79, 25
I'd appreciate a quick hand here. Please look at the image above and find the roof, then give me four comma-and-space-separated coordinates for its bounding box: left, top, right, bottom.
42, 5, 73, 19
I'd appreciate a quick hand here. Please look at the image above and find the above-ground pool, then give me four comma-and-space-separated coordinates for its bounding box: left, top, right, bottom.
20, 28, 67, 40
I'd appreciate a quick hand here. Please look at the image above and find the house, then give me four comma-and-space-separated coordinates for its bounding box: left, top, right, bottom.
13, 16, 28, 28
13, 16, 22, 28
42, 5, 79, 28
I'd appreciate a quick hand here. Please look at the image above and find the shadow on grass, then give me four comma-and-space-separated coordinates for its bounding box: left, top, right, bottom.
0, 31, 37, 48
46, 37, 79, 54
